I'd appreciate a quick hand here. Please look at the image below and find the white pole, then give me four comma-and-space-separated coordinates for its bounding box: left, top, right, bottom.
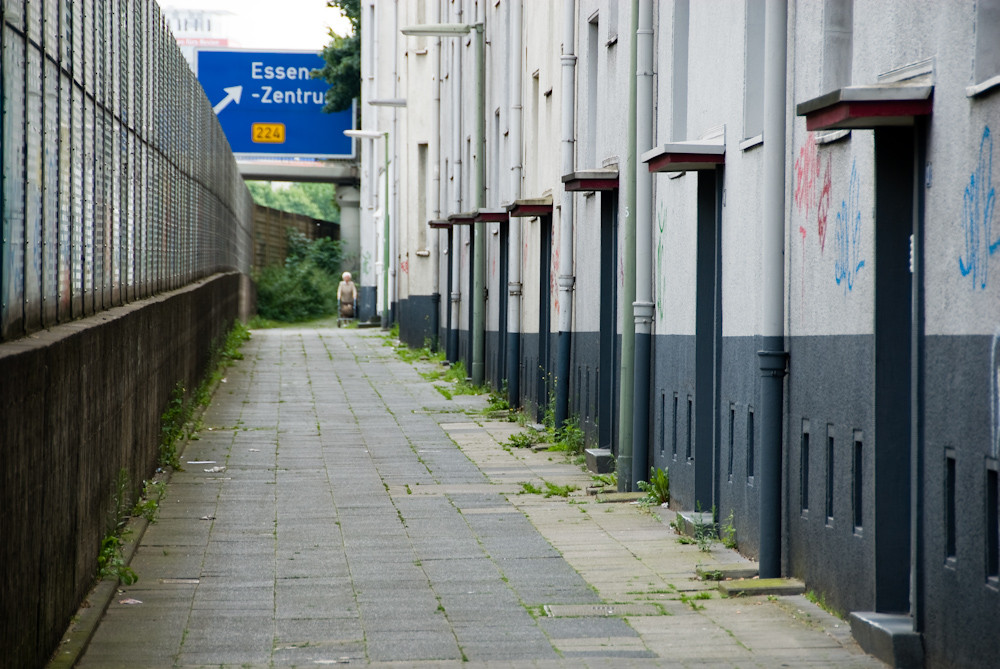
555, 0, 577, 427
506, 0, 523, 406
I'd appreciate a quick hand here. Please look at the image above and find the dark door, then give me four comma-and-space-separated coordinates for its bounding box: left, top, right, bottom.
695, 169, 723, 511
498, 222, 509, 387
599, 191, 619, 451
873, 126, 919, 613
446, 227, 455, 361
537, 215, 552, 422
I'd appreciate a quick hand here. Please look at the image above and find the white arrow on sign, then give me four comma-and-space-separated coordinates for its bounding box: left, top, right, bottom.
212, 85, 243, 115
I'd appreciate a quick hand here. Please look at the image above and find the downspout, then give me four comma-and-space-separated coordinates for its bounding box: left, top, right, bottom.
430, 6, 442, 351
448, 2, 463, 363
382, 135, 390, 330
471, 6, 487, 386
506, 0, 523, 408
630, 0, 654, 489
555, 0, 576, 429
757, 0, 789, 579
391, 1, 399, 326
617, 0, 639, 492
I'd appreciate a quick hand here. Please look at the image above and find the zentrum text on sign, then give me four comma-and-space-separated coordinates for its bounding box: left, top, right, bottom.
254, 86, 325, 105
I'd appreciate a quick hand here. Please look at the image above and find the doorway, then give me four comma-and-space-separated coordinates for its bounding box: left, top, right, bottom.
599, 192, 619, 451
537, 215, 552, 422
872, 126, 920, 613
695, 169, 723, 511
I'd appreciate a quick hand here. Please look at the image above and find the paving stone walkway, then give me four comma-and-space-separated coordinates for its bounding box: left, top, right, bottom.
75, 326, 884, 668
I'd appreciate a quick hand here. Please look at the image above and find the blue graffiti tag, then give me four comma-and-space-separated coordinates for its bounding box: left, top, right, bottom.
959, 126, 997, 289
834, 161, 865, 293
656, 205, 666, 314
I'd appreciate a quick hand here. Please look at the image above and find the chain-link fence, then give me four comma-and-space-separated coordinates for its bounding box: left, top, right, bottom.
1, 0, 253, 342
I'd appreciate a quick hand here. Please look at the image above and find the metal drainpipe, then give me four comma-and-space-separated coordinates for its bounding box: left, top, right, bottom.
390, 1, 399, 327
758, 0, 789, 579
448, 3, 463, 363
506, 0, 523, 408
555, 0, 576, 430
617, 0, 639, 492
430, 15, 442, 351
471, 14, 486, 386
631, 0, 654, 490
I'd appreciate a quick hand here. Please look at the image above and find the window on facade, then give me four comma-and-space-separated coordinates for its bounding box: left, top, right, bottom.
532, 71, 540, 154
686, 396, 693, 460
946, 449, 957, 561
822, 0, 853, 94
672, 0, 690, 141
975, 0, 1000, 84
587, 14, 599, 167
801, 420, 810, 513
493, 111, 501, 202
728, 405, 736, 481
852, 431, 863, 532
743, 0, 765, 140
826, 425, 835, 524
660, 393, 666, 455
607, 1, 618, 44
672, 393, 679, 460
987, 461, 999, 581
418, 143, 428, 249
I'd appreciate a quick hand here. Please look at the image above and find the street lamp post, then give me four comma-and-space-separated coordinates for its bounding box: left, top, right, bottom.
401, 21, 486, 386
345, 129, 390, 329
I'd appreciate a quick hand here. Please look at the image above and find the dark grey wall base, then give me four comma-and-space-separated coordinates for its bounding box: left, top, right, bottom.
785, 334, 875, 616
397, 295, 437, 350
919, 334, 998, 669
358, 286, 377, 323
0, 272, 246, 669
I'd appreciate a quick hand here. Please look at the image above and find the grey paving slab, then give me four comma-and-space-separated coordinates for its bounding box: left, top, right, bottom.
74, 327, 885, 668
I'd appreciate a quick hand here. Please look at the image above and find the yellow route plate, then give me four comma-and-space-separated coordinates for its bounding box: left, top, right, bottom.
251, 122, 286, 144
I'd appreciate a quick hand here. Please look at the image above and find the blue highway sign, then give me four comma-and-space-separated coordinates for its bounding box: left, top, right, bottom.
196, 49, 354, 159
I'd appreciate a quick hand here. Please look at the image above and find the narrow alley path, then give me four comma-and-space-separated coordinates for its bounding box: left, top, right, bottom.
75, 327, 883, 668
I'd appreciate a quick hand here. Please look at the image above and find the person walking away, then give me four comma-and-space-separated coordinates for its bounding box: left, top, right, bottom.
337, 271, 357, 321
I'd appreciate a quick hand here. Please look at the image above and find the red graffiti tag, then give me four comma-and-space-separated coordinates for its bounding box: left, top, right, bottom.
817, 156, 832, 251
794, 134, 819, 214
400, 259, 409, 275
794, 133, 832, 253
799, 226, 807, 311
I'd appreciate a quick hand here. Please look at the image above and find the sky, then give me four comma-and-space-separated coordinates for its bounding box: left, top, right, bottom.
163, 0, 351, 52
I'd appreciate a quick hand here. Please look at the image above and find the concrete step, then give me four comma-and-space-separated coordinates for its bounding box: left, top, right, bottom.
697, 564, 760, 581
718, 577, 806, 597
849, 612, 924, 669
675, 510, 716, 537
584, 447, 614, 473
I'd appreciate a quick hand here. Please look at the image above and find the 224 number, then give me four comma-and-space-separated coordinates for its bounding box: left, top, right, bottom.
252, 123, 286, 144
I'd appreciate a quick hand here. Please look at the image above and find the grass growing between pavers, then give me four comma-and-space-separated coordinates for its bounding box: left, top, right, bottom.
354, 329, 882, 666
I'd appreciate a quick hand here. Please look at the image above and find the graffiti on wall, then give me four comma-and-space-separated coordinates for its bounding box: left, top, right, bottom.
959, 126, 997, 290
833, 161, 865, 293
794, 133, 833, 251
656, 205, 666, 314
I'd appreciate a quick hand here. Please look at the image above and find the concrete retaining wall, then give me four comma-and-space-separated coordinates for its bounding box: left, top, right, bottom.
0, 272, 249, 669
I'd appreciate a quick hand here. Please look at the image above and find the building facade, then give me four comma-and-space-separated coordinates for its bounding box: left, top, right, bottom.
358, 2, 1000, 666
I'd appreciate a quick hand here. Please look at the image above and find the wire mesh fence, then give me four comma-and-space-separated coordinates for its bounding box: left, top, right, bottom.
1, 0, 253, 341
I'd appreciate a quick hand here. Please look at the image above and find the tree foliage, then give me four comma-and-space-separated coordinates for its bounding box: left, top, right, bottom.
312, 0, 361, 114
246, 181, 340, 223
255, 229, 344, 322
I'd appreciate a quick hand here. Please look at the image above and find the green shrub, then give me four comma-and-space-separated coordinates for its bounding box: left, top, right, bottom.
255, 230, 342, 322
